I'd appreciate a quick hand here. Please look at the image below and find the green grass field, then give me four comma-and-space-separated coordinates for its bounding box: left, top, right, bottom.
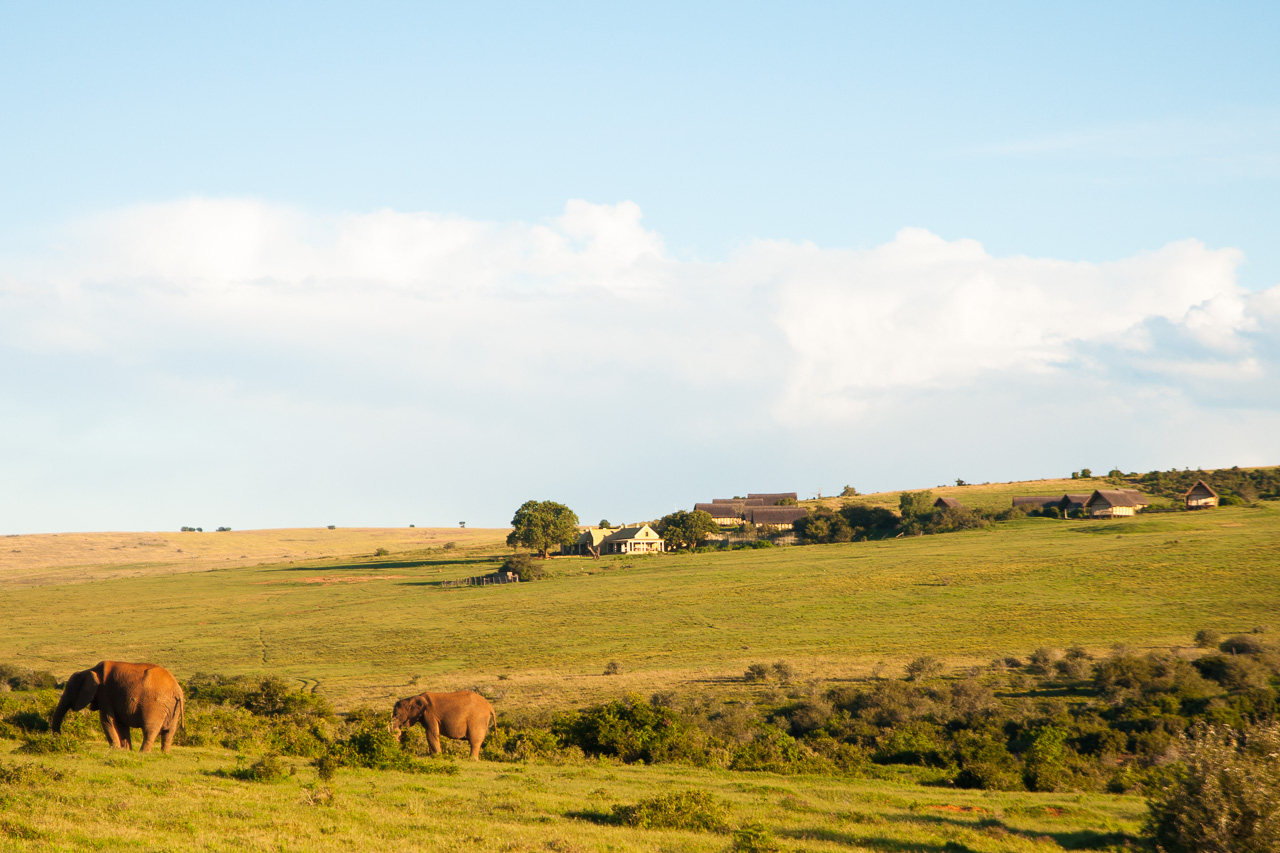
4, 503, 1277, 710
2, 483, 1277, 851
0, 741, 1148, 852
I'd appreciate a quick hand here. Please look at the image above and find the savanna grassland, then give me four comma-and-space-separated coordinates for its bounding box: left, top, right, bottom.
5, 504, 1277, 709
2, 482, 1279, 851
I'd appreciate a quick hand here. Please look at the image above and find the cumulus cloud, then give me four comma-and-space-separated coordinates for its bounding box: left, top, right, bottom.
2, 197, 1278, 531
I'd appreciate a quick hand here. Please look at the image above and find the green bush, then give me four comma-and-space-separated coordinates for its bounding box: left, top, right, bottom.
502, 552, 544, 581
0, 760, 67, 786
904, 655, 943, 681
611, 790, 731, 832
1022, 725, 1069, 792
184, 673, 332, 719
1220, 634, 1269, 656
731, 725, 830, 774
952, 730, 1021, 790
483, 723, 566, 762
1194, 628, 1222, 649
327, 725, 460, 775
0, 665, 58, 692
1145, 723, 1280, 853
553, 695, 707, 765
15, 734, 83, 755
731, 823, 782, 852
222, 752, 291, 782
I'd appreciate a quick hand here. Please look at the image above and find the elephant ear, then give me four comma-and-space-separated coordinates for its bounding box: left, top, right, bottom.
70, 670, 101, 711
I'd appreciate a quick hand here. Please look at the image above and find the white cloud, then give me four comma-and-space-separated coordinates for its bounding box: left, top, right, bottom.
2, 197, 1278, 531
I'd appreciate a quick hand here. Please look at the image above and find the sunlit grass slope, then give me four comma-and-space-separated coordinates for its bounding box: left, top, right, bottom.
5, 504, 1277, 710
807, 474, 1173, 513
0, 741, 1147, 853
0, 526, 506, 588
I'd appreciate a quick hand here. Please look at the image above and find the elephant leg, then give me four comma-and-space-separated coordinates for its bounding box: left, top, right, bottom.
425, 719, 442, 754
468, 732, 483, 760
138, 720, 162, 753
160, 725, 176, 753
116, 722, 133, 750
99, 711, 123, 748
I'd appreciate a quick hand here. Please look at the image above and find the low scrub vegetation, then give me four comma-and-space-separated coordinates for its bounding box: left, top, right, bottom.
5, 630, 1277, 796
611, 789, 732, 832
1133, 464, 1280, 504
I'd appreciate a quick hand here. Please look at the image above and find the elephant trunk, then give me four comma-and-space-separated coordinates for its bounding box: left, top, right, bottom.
50, 692, 72, 734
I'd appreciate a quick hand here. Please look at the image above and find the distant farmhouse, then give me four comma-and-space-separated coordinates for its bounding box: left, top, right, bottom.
933, 496, 965, 510
563, 523, 665, 556
1184, 480, 1219, 509
1013, 488, 1153, 519
1084, 489, 1148, 518
694, 492, 807, 530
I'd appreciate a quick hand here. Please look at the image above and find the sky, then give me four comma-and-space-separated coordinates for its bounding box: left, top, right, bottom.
2, 2, 1279, 533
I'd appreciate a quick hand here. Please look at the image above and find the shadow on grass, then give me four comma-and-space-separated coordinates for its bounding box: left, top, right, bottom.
776, 829, 975, 852
880, 811, 1141, 851
563, 809, 619, 826
270, 557, 496, 573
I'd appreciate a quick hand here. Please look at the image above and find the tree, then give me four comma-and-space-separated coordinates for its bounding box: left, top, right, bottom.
507, 500, 579, 558
657, 510, 718, 550
1145, 723, 1280, 853
898, 491, 936, 524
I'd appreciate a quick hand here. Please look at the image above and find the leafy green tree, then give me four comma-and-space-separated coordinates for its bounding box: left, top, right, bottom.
1145, 723, 1280, 853
898, 490, 936, 524
506, 500, 579, 558
657, 509, 718, 550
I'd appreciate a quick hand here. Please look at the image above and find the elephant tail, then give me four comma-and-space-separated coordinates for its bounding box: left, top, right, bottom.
167, 692, 186, 735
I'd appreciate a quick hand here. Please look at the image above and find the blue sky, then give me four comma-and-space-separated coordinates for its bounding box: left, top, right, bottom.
2, 3, 1278, 533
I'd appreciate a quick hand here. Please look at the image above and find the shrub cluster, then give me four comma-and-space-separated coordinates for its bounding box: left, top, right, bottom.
1145, 722, 1280, 853
611, 789, 732, 832
794, 496, 992, 545
1133, 465, 1280, 504
0, 664, 58, 692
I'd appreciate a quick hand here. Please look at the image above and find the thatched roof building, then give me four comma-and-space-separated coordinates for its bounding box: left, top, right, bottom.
748, 492, 798, 505
1184, 480, 1219, 509
1085, 489, 1142, 518
747, 506, 807, 528
934, 496, 965, 509
1012, 495, 1061, 511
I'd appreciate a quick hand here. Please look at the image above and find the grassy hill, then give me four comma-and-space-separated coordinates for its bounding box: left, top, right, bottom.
806, 473, 1172, 514
2, 476, 1277, 851
4, 502, 1277, 711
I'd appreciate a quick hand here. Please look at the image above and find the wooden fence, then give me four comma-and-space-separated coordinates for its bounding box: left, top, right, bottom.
440, 572, 520, 589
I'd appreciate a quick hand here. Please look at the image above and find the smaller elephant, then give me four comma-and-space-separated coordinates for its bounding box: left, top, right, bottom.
51, 661, 185, 753
392, 690, 495, 760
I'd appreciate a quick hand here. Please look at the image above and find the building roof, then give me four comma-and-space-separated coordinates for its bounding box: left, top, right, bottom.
575, 528, 613, 547
748, 492, 798, 505
748, 506, 808, 525
934, 496, 964, 509
604, 524, 661, 542
1012, 495, 1060, 508
1061, 493, 1092, 507
1185, 480, 1219, 499
1119, 488, 1150, 506
695, 502, 742, 519
1085, 489, 1142, 509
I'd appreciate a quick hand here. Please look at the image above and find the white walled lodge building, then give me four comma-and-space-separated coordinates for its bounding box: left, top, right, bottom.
563, 523, 666, 555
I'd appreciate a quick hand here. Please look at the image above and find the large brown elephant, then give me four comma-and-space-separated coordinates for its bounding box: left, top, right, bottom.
51, 661, 185, 753
391, 690, 495, 760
